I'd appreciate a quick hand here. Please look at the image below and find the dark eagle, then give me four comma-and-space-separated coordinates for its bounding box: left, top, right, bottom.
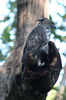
21, 18, 56, 72
15, 18, 62, 98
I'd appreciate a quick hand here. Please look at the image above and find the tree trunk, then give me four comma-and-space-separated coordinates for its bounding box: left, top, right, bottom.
0, 0, 49, 100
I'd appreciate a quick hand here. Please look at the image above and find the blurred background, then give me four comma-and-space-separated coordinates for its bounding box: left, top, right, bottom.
0, 0, 66, 99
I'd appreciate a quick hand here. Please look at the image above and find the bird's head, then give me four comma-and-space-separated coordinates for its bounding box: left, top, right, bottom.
36, 18, 56, 55
37, 18, 56, 30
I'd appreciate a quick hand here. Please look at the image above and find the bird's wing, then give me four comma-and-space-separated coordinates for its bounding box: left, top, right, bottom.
23, 25, 48, 56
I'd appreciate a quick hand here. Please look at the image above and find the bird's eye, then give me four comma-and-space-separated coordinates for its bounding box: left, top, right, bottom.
51, 22, 54, 25
46, 27, 49, 29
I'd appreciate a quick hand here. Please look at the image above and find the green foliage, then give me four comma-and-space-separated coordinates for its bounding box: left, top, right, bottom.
50, 1, 66, 42
2, 26, 11, 43
63, 53, 66, 56
0, 0, 16, 62
0, 50, 6, 61
8, 0, 17, 12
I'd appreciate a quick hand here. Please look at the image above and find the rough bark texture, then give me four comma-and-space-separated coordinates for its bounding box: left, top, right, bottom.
0, 47, 23, 100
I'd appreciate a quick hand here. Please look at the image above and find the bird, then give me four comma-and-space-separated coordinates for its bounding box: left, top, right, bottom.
21, 18, 56, 72
20, 18, 62, 97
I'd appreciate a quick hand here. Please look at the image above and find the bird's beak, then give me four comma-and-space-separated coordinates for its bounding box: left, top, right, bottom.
51, 24, 56, 29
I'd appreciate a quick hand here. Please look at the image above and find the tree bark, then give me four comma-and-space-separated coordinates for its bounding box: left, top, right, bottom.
0, 47, 23, 100
0, 0, 49, 100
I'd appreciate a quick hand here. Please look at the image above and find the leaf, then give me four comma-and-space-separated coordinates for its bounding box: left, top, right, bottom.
52, 87, 59, 91
54, 34, 62, 42
0, 50, 6, 61
58, 26, 65, 30
11, 20, 16, 28
63, 15, 66, 19
9, 46, 14, 51
61, 36, 66, 42
63, 53, 66, 56
57, 13, 63, 17
2, 26, 11, 43
8, 1, 17, 12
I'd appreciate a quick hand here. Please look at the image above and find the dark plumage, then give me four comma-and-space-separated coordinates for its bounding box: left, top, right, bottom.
22, 18, 56, 68
19, 41, 62, 98
16, 18, 62, 98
